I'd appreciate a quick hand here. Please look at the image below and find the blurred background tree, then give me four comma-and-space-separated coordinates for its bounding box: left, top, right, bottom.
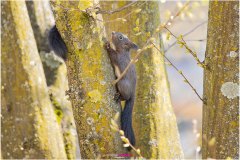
1, 1, 67, 158
26, 1, 78, 158
26, 0, 53, 53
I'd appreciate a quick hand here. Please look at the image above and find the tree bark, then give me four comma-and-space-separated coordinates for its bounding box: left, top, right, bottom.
26, 1, 78, 158
1, 1, 67, 159
48, 61, 78, 159
26, 0, 54, 52
26, 0, 57, 85
50, 1, 124, 159
101, 1, 183, 159
202, 1, 239, 159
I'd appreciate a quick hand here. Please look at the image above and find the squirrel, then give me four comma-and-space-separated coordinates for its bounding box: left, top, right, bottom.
104, 31, 138, 148
48, 26, 138, 148
48, 25, 68, 60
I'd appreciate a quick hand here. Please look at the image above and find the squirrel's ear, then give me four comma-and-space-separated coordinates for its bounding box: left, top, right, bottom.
130, 42, 138, 50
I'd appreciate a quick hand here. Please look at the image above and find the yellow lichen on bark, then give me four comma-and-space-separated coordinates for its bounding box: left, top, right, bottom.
202, 1, 239, 159
101, 1, 183, 159
50, 1, 123, 158
1, 1, 66, 159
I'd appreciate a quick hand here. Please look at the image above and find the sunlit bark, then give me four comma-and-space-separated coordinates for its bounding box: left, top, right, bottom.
50, 1, 124, 158
101, 1, 183, 158
202, 1, 239, 159
1, 1, 66, 159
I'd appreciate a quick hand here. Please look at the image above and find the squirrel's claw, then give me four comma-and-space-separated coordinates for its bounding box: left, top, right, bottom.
104, 41, 110, 49
114, 92, 122, 102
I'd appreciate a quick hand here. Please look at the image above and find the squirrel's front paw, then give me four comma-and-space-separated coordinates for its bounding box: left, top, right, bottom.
114, 92, 122, 102
104, 41, 110, 49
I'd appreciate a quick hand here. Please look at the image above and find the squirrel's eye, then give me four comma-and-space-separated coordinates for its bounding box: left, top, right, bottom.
119, 35, 123, 40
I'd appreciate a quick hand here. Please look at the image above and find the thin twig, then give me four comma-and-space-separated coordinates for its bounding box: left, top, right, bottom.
120, 131, 143, 157
151, 42, 204, 102
96, 1, 137, 15
164, 26, 205, 68
128, 142, 142, 158
53, 1, 137, 23
185, 39, 206, 42
164, 21, 207, 52
103, 1, 147, 24
182, 21, 207, 37
112, 53, 141, 85
110, 115, 143, 158
112, 1, 190, 85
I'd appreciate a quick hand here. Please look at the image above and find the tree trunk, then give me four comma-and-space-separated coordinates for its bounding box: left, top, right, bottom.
41, 53, 79, 159
26, 0, 57, 85
50, 1, 124, 158
26, 1, 78, 158
101, 1, 183, 159
48, 61, 79, 159
1, 1, 67, 159
26, 0, 54, 52
202, 1, 239, 159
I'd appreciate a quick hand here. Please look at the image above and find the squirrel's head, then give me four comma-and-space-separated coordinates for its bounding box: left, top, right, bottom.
111, 31, 138, 51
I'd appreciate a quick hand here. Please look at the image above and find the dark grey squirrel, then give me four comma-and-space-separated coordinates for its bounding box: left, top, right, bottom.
48, 25, 68, 60
104, 31, 138, 149
48, 26, 138, 148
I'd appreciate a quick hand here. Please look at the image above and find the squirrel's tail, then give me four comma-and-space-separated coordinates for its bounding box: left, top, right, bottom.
48, 25, 67, 60
121, 97, 135, 150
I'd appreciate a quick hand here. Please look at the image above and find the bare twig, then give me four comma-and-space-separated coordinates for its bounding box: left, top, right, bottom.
127, 140, 142, 158
112, 1, 190, 85
53, 1, 138, 23
164, 26, 206, 68
120, 131, 143, 157
103, 1, 147, 24
151, 42, 203, 102
182, 21, 208, 37
96, 1, 137, 15
185, 39, 206, 42
164, 21, 207, 52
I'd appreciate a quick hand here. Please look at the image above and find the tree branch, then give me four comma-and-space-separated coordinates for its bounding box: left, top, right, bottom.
96, 1, 137, 15
110, 114, 143, 158
103, 1, 147, 24
112, 1, 190, 85
164, 21, 207, 52
164, 26, 206, 68
151, 42, 204, 102
185, 39, 206, 42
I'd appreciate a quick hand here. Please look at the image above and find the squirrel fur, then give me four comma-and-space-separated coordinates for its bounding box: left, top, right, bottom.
48, 25, 68, 60
104, 31, 138, 148
48, 27, 138, 148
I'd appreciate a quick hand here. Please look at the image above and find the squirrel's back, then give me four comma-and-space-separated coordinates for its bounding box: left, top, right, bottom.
48, 25, 68, 60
